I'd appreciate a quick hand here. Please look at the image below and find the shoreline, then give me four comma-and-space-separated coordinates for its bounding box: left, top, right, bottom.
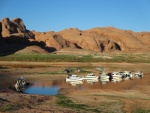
0, 61, 150, 112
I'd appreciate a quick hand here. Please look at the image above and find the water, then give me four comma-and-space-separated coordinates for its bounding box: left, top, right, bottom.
24, 80, 61, 95
25, 85, 59, 95
24, 77, 148, 95
0, 63, 149, 96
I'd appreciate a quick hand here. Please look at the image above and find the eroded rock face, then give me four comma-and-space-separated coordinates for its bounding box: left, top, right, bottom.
57, 28, 122, 52
83, 27, 150, 52
32, 31, 80, 50
0, 17, 36, 55
0, 17, 150, 54
1, 17, 34, 38
11, 18, 26, 33
32, 27, 150, 53
1, 18, 17, 37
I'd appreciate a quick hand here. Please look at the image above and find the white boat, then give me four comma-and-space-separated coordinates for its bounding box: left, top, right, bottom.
66, 74, 83, 82
111, 72, 123, 82
99, 72, 110, 81
99, 73, 110, 83
132, 71, 144, 78
100, 78, 110, 82
121, 71, 133, 80
100, 76, 109, 80
99, 74, 110, 83
112, 72, 122, 78
82, 73, 99, 80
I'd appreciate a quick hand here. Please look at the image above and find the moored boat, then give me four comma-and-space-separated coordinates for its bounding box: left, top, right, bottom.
132, 71, 144, 78
66, 74, 83, 82
82, 73, 99, 80
121, 71, 133, 80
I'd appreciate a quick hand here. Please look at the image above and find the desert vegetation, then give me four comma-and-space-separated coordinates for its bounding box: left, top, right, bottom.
0, 53, 150, 63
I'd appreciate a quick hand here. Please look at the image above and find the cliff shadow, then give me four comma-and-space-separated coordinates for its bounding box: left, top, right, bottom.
0, 36, 56, 56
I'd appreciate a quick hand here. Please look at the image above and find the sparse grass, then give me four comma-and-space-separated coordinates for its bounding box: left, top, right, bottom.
56, 95, 101, 113
93, 94, 150, 113
0, 53, 150, 63
0, 103, 23, 112
131, 108, 150, 113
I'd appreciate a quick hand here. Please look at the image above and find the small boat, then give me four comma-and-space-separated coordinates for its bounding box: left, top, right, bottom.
66, 74, 83, 82
15, 77, 26, 92
82, 73, 99, 80
111, 72, 122, 78
132, 71, 144, 78
100, 78, 110, 82
121, 71, 133, 80
99, 73, 110, 82
111, 72, 123, 82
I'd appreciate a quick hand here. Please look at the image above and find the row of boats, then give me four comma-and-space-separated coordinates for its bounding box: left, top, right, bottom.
66, 71, 144, 84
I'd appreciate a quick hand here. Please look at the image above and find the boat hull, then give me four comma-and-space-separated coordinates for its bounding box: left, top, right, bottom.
66, 78, 83, 82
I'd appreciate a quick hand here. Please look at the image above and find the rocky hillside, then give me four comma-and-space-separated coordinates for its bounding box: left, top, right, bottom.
0, 17, 150, 55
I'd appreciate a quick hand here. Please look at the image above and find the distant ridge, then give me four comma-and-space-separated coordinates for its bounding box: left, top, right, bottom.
0, 17, 150, 55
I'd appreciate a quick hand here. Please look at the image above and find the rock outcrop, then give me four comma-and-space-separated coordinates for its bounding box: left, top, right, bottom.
57, 28, 121, 52
0, 17, 36, 55
84, 27, 150, 51
0, 17, 150, 55
1, 17, 34, 38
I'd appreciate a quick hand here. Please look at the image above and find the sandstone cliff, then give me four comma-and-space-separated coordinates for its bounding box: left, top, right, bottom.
0, 17, 150, 55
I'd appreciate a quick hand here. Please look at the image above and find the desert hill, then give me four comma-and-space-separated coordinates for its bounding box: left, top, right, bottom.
0, 17, 150, 55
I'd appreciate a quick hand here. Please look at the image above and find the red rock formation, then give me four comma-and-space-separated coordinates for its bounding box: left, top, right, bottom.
11, 18, 26, 33
84, 27, 150, 52
31, 27, 150, 53
1, 17, 34, 38
1, 18, 17, 37
0, 17, 150, 54
32, 31, 80, 50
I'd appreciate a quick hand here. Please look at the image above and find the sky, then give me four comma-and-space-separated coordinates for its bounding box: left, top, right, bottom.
0, 0, 150, 32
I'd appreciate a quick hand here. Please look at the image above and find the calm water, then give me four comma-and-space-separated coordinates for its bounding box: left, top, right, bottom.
25, 85, 59, 95
0, 63, 149, 95
24, 77, 148, 95
24, 63, 150, 96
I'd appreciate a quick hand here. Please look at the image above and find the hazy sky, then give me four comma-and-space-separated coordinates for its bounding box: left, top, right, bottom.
0, 0, 150, 32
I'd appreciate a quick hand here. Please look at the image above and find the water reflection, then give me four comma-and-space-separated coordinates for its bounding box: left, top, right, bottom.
24, 81, 60, 95
66, 81, 83, 86
23, 75, 147, 96
25, 85, 59, 95
86, 79, 99, 84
